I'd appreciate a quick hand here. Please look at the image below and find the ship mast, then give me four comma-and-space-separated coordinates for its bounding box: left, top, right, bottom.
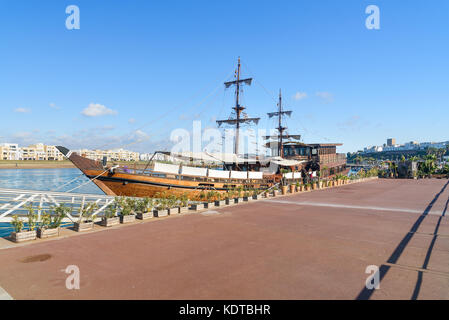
216, 57, 260, 155
266, 89, 300, 157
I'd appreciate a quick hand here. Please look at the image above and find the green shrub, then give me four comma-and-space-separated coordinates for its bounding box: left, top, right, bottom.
11, 215, 24, 233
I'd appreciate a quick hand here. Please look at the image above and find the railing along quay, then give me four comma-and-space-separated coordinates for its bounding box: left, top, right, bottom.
0, 188, 115, 223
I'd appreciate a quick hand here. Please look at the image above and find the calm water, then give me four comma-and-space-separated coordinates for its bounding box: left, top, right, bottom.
0, 168, 104, 237
0, 168, 104, 194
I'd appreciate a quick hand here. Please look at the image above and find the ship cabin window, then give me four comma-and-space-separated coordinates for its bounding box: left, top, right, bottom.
283, 146, 310, 157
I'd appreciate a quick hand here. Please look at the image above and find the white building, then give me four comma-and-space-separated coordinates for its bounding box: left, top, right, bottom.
0, 143, 20, 160
77, 148, 139, 162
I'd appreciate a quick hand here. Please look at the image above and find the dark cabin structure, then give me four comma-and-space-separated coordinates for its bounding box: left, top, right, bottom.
281, 142, 347, 177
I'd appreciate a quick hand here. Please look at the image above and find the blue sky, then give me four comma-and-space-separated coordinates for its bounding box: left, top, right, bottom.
0, 0, 448, 154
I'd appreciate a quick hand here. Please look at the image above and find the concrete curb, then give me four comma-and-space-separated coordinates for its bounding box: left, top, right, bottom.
0, 285, 13, 300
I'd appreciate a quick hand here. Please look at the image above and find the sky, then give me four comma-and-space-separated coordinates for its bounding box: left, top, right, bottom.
0, 0, 448, 154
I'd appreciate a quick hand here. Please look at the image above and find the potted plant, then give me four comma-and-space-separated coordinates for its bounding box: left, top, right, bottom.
224, 190, 234, 205
234, 186, 244, 203
243, 191, 252, 201
37, 204, 70, 238
154, 198, 169, 217
11, 204, 38, 242
74, 202, 97, 231
177, 194, 190, 214
190, 202, 205, 210
204, 191, 216, 208
252, 189, 261, 200
215, 192, 227, 207
289, 184, 296, 193
263, 189, 270, 198
166, 195, 178, 215
101, 203, 120, 226
281, 184, 288, 195
10, 211, 37, 243
135, 197, 153, 219
119, 198, 137, 223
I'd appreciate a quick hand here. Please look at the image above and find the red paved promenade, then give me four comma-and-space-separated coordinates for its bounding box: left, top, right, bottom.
0, 179, 448, 299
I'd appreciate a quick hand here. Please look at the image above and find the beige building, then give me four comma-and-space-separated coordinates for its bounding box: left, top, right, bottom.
1, 143, 137, 162
1, 143, 65, 161
77, 148, 139, 162
0, 143, 20, 160
45, 145, 65, 161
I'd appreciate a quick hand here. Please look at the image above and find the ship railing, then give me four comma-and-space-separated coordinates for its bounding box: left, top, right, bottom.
114, 168, 273, 185
0, 188, 116, 223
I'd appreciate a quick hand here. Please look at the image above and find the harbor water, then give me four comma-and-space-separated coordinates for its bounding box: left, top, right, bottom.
0, 168, 103, 237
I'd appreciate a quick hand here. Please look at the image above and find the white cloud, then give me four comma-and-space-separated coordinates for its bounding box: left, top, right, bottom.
316, 92, 334, 103
293, 92, 307, 101
14, 107, 31, 113
49, 102, 60, 109
131, 130, 150, 143
81, 103, 118, 117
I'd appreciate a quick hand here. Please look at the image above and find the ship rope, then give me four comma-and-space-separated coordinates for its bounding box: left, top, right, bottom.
51, 173, 85, 192
65, 169, 110, 193
95, 69, 236, 152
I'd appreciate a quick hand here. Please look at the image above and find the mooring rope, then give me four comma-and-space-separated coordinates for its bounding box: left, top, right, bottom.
65, 169, 110, 193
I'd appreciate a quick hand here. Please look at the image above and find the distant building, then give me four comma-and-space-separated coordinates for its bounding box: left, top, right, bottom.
0, 143, 65, 161
0, 143, 20, 160
77, 148, 139, 162
359, 139, 449, 159
0, 143, 140, 162
387, 138, 396, 147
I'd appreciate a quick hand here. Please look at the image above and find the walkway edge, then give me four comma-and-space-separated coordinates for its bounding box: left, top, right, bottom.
0, 285, 13, 300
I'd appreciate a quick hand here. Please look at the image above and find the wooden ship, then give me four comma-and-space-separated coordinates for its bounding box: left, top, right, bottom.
56, 58, 305, 199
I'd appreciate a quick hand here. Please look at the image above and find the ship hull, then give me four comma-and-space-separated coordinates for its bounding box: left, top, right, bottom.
56, 146, 275, 198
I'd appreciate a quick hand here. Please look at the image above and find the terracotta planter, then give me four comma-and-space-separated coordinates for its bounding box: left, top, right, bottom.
120, 214, 136, 223
11, 230, 37, 242
136, 212, 153, 219
289, 185, 296, 193
312, 183, 317, 190
74, 221, 94, 232
153, 209, 168, 217
101, 216, 120, 226
37, 227, 59, 239
318, 181, 323, 189
264, 192, 270, 198
306, 186, 311, 191
299, 185, 305, 192
281, 186, 288, 195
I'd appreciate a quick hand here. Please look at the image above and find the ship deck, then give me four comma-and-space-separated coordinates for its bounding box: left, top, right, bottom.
0, 178, 448, 299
